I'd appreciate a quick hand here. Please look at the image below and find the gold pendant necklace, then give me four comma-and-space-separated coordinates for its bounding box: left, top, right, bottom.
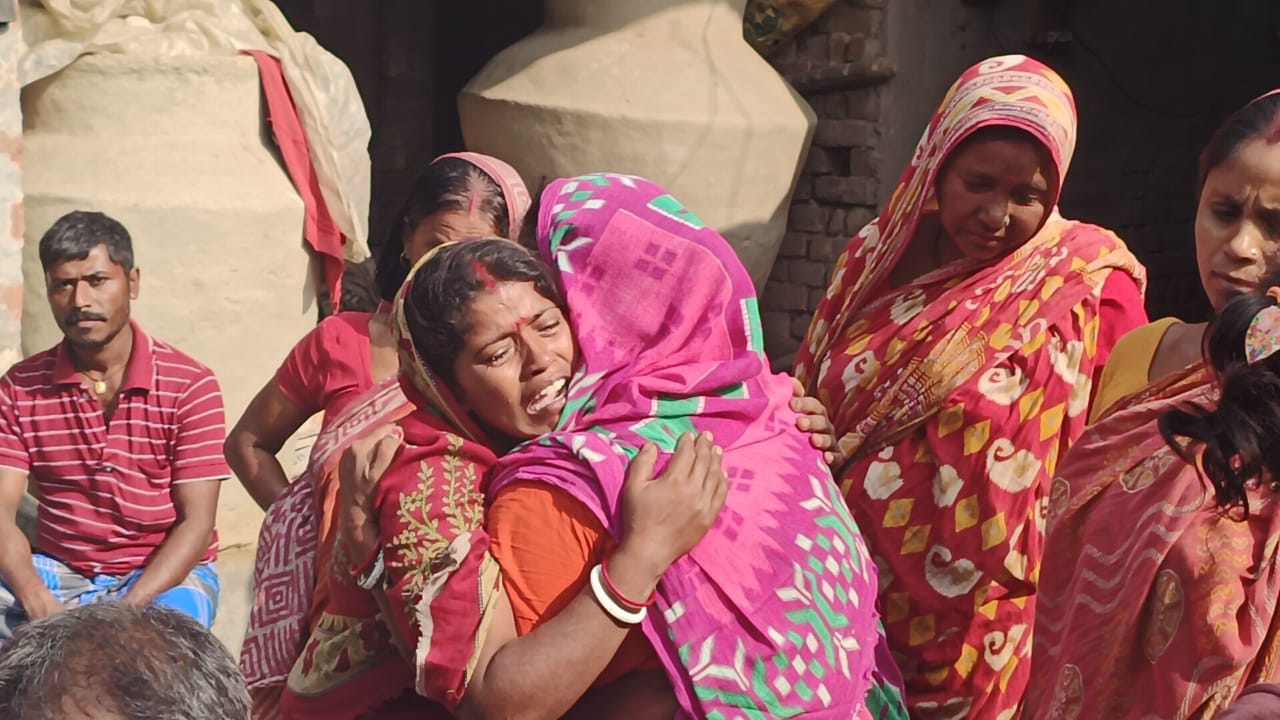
79, 371, 110, 396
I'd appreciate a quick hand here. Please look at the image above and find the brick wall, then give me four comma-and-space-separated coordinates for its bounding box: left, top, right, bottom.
760, 0, 890, 366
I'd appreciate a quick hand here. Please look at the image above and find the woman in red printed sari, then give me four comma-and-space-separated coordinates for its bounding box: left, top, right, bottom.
228, 152, 530, 719
1026, 90, 1280, 719
794, 55, 1147, 719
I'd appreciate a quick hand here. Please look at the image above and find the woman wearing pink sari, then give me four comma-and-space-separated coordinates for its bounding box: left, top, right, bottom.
1026, 91, 1280, 719
794, 55, 1148, 718
329, 175, 905, 718
228, 152, 529, 718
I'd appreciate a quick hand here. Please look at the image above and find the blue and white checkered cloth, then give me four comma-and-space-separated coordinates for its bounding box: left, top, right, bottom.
0, 553, 219, 639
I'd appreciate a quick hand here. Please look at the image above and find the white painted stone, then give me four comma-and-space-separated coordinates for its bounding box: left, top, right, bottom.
458, 0, 816, 290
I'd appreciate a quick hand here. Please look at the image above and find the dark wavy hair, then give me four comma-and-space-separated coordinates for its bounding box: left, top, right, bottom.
1197, 92, 1280, 192
1160, 273, 1280, 516
38, 210, 134, 272
375, 157, 510, 302
403, 238, 563, 384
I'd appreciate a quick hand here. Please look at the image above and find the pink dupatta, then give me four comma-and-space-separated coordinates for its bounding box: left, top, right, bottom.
488, 174, 901, 718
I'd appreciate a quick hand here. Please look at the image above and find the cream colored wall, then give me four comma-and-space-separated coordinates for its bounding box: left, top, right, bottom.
21, 54, 322, 651
0, 3, 21, 374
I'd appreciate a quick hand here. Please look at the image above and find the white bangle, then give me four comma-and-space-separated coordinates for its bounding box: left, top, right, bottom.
356, 548, 385, 590
589, 564, 646, 625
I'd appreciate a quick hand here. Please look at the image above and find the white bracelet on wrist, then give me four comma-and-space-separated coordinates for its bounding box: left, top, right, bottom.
589, 564, 646, 625
356, 548, 385, 591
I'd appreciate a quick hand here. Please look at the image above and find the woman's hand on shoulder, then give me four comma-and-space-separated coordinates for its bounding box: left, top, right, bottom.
337, 424, 404, 561
791, 376, 839, 465
614, 432, 727, 590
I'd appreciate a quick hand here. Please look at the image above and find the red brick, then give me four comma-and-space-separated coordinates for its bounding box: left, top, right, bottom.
814, 176, 877, 205
844, 34, 868, 63
791, 313, 815, 340
804, 146, 841, 175
792, 177, 813, 201
777, 231, 812, 259
790, 259, 830, 288
845, 207, 878, 235
762, 310, 793, 346
788, 203, 828, 233
765, 331, 801, 364
817, 94, 846, 118
827, 207, 846, 235
799, 33, 831, 62
850, 148, 881, 177
828, 33, 851, 65
814, 119, 876, 148
763, 281, 810, 312
826, 6, 882, 36
847, 89, 881, 121
810, 235, 849, 262
774, 59, 814, 76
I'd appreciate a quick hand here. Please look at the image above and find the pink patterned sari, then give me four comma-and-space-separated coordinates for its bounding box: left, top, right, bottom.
488, 173, 902, 718
1026, 365, 1280, 719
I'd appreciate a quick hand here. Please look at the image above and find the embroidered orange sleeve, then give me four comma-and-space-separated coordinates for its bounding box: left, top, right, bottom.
487, 481, 661, 687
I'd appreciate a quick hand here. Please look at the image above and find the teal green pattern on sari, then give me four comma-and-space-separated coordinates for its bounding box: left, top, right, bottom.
664, 470, 881, 718
742, 298, 765, 358
648, 193, 706, 229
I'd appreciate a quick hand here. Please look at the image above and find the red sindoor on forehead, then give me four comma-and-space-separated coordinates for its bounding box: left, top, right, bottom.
471, 259, 498, 290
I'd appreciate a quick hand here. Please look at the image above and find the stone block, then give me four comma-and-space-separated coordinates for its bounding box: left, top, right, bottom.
814, 119, 876, 148
814, 176, 877, 205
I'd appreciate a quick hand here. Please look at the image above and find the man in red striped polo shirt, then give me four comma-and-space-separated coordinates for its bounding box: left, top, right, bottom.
0, 211, 228, 637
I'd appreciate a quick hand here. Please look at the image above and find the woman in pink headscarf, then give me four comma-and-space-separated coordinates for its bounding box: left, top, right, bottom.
227, 152, 530, 719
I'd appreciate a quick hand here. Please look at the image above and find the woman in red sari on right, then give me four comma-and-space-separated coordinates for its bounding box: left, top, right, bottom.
1026, 91, 1280, 719
795, 55, 1147, 719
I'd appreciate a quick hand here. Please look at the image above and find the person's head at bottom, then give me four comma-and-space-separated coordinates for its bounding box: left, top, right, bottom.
0, 602, 250, 720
